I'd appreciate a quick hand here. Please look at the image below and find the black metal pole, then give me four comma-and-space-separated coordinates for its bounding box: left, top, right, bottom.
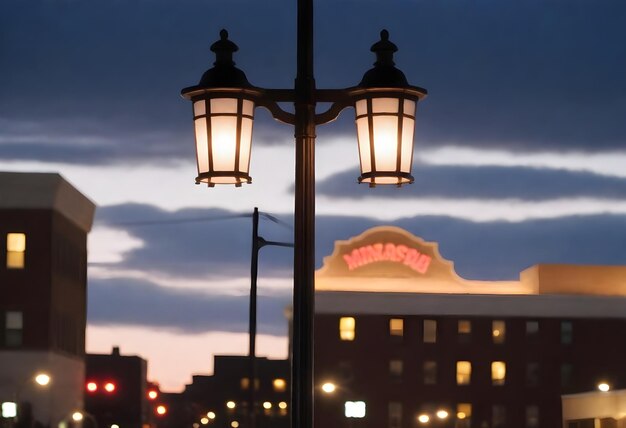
292, 0, 315, 427
249, 207, 260, 428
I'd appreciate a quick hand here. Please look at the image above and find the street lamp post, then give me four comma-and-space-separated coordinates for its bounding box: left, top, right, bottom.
181, 2, 427, 428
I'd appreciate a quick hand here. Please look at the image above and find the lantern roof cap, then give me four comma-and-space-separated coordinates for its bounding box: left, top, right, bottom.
195, 29, 252, 89
358, 29, 411, 89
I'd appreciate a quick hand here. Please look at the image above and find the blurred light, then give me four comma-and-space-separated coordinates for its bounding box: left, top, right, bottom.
278, 402, 287, 410
111, 424, 120, 428
104, 382, 116, 393
418, 414, 429, 424
193, 424, 200, 428
273, 378, 287, 392
231, 422, 239, 428
344, 401, 366, 418
2, 402, 17, 418
148, 390, 158, 400
156, 405, 167, 415
263, 402, 272, 410
436, 410, 448, 419
321, 382, 336, 394
457, 412, 466, 420
599, 383, 610, 392
35, 373, 51, 386
207, 412, 216, 419
200, 418, 209, 424
86, 382, 98, 392
72, 412, 84, 422
226, 401, 236, 409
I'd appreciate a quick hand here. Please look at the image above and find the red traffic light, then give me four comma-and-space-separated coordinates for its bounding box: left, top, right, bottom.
104, 382, 116, 393
86, 382, 98, 392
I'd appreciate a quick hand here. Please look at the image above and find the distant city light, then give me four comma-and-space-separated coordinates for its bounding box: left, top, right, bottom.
598, 383, 610, 392
418, 414, 429, 424
321, 382, 336, 393
200, 418, 209, 424
111, 424, 119, 428
1, 402, 17, 418
104, 382, 116, 393
344, 401, 366, 418
273, 378, 287, 391
278, 402, 288, 410
207, 411, 216, 419
436, 410, 449, 419
263, 402, 272, 410
86, 382, 97, 392
72, 412, 84, 422
35, 373, 51, 386
148, 390, 158, 400
226, 401, 236, 409
457, 412, 467, 420
231, 422, 239, 428
156, 405, 167, 415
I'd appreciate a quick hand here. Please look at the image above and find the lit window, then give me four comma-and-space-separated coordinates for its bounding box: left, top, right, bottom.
423, 319, 436, 343
526, 363, 539, 387
278, 401, 288, 415
273, 378, 287, 392
458, 320, 471, 343
2, 402, 17, 418
526, 320, 539, 336
345, 401, 366, 418
492, 320, 505, 344
241, 377, 250, 390
491, 362, 506, 386
456, 361, 471, 385
6, 233, 26, 269
456, 403, 472, 426
339, 317, 356, 341
492, 405, 506, 428
389, 359, 403, 380
423, 361, 437, 385
525, 405, 539, 428
388, 402, 402, 428
389, 318, 404, 337
5, 312, 23, 347
561, 321, 573, 344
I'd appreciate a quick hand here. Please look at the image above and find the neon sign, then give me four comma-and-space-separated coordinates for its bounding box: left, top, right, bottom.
342, 242, 432, 274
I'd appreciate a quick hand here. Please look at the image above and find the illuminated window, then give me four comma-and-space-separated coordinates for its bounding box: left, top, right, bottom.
389, 402, 402, 428
492, 320, 505, 344
339, 317, 356, 341
561, 321, 573, 344
273, 378, 287, 392
6, 233, 26, 269
526, 320, 539, 336
423, 361, 437, 385
526, 405, 539, 428
458, 320, 471, 343
456, 403, 471, 428
241, 377, 250, 390
492, 405, 506, 428
2, 402, 17, 418
389, 318, 404, 338
345, 401, 366, 418
389, 359, 403, 380
456, 361, 471, 385
491, 362, 506, 386
5, 312, 23, 347
423, 319, 436, 343
526, 363, 539, 387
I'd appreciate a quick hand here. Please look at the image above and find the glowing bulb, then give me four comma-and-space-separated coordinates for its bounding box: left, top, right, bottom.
148, 390, 158, 400
35, 373, 51, 386
321, 382, 336, 393
418, 414, 429, 424
104, 382, 116, 393
231, 422, 239, 428
200, 418, 209, 425
86, 382, 97, 392
226, 401, 236, 409
436, 410, 448, 419
263, 402, 272, 410
72, 412, 84, 422
278, 402, 287, 410
598, 383, 610, 392
156, 405, 167, 415
207, 412, 216, 419
457, 412, 466, 420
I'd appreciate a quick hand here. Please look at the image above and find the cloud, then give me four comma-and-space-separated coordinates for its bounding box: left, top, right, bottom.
316, 164, 626, 201
88, 277, 289, 336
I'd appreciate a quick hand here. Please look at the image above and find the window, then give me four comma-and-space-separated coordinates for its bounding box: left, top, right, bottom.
491, 362, 506, 386
273, 378, 287, 392
240, 377, 250, 390
458, 320, 471, 343
423, 319, 437, 343
526, 363, 540, 387
456, 403, 471, 428
456, 361, 471, 385
345, 401, 366, 418
526, 405, 539, 428
389, 359, 403, 381
5, 312, 23, 347
339, 317, 355, 341
389, 318, 404, 338
423, 361, 437, 385
561, 321, 573, 344
492, 320, 505, 344
526, 320, 539, 336
6, 233, 26, 269
389, 402, 402, 428
492, 405, 506, 428
561, 363, 573, 387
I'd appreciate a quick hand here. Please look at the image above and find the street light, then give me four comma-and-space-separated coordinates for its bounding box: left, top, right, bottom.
181, 2, 427, 428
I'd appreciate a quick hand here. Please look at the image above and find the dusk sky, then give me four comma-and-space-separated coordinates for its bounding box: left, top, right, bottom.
2, 0, 626, 391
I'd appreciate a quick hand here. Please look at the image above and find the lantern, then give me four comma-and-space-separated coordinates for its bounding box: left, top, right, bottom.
182, 30, 261, 187
352, 30, 427, 187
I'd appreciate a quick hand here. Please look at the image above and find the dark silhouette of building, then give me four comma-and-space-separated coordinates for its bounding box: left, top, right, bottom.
161, 355, 290, 428
313, 226, 626, 428
0, 172, 95, 426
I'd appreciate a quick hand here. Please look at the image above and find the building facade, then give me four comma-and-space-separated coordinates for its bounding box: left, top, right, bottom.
0, 172, 95, 427
562, 389, 626, 428
314, 226, 626, 428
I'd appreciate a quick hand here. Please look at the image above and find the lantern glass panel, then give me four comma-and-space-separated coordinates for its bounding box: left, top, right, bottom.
355, 99, 367, 116
356, 117, 372, 173
372, 98, 399, 113
401, 117, 415, 172
242, 100, 254, 116
239, 117, 253, 172
210, 98, 238, 114
194, 118, 209, 173
210, 116, 238, 174
372, 115, 399, 171
194, 100, 206, 116
403, 99, 416, 116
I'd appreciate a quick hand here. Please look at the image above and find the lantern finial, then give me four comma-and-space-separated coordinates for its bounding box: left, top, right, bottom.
371, 29, 397, 67
359, 29, 408, 88
195, 29, 251, 88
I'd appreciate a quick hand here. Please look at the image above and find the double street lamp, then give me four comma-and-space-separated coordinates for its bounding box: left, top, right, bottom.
181, 1, 427, 428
